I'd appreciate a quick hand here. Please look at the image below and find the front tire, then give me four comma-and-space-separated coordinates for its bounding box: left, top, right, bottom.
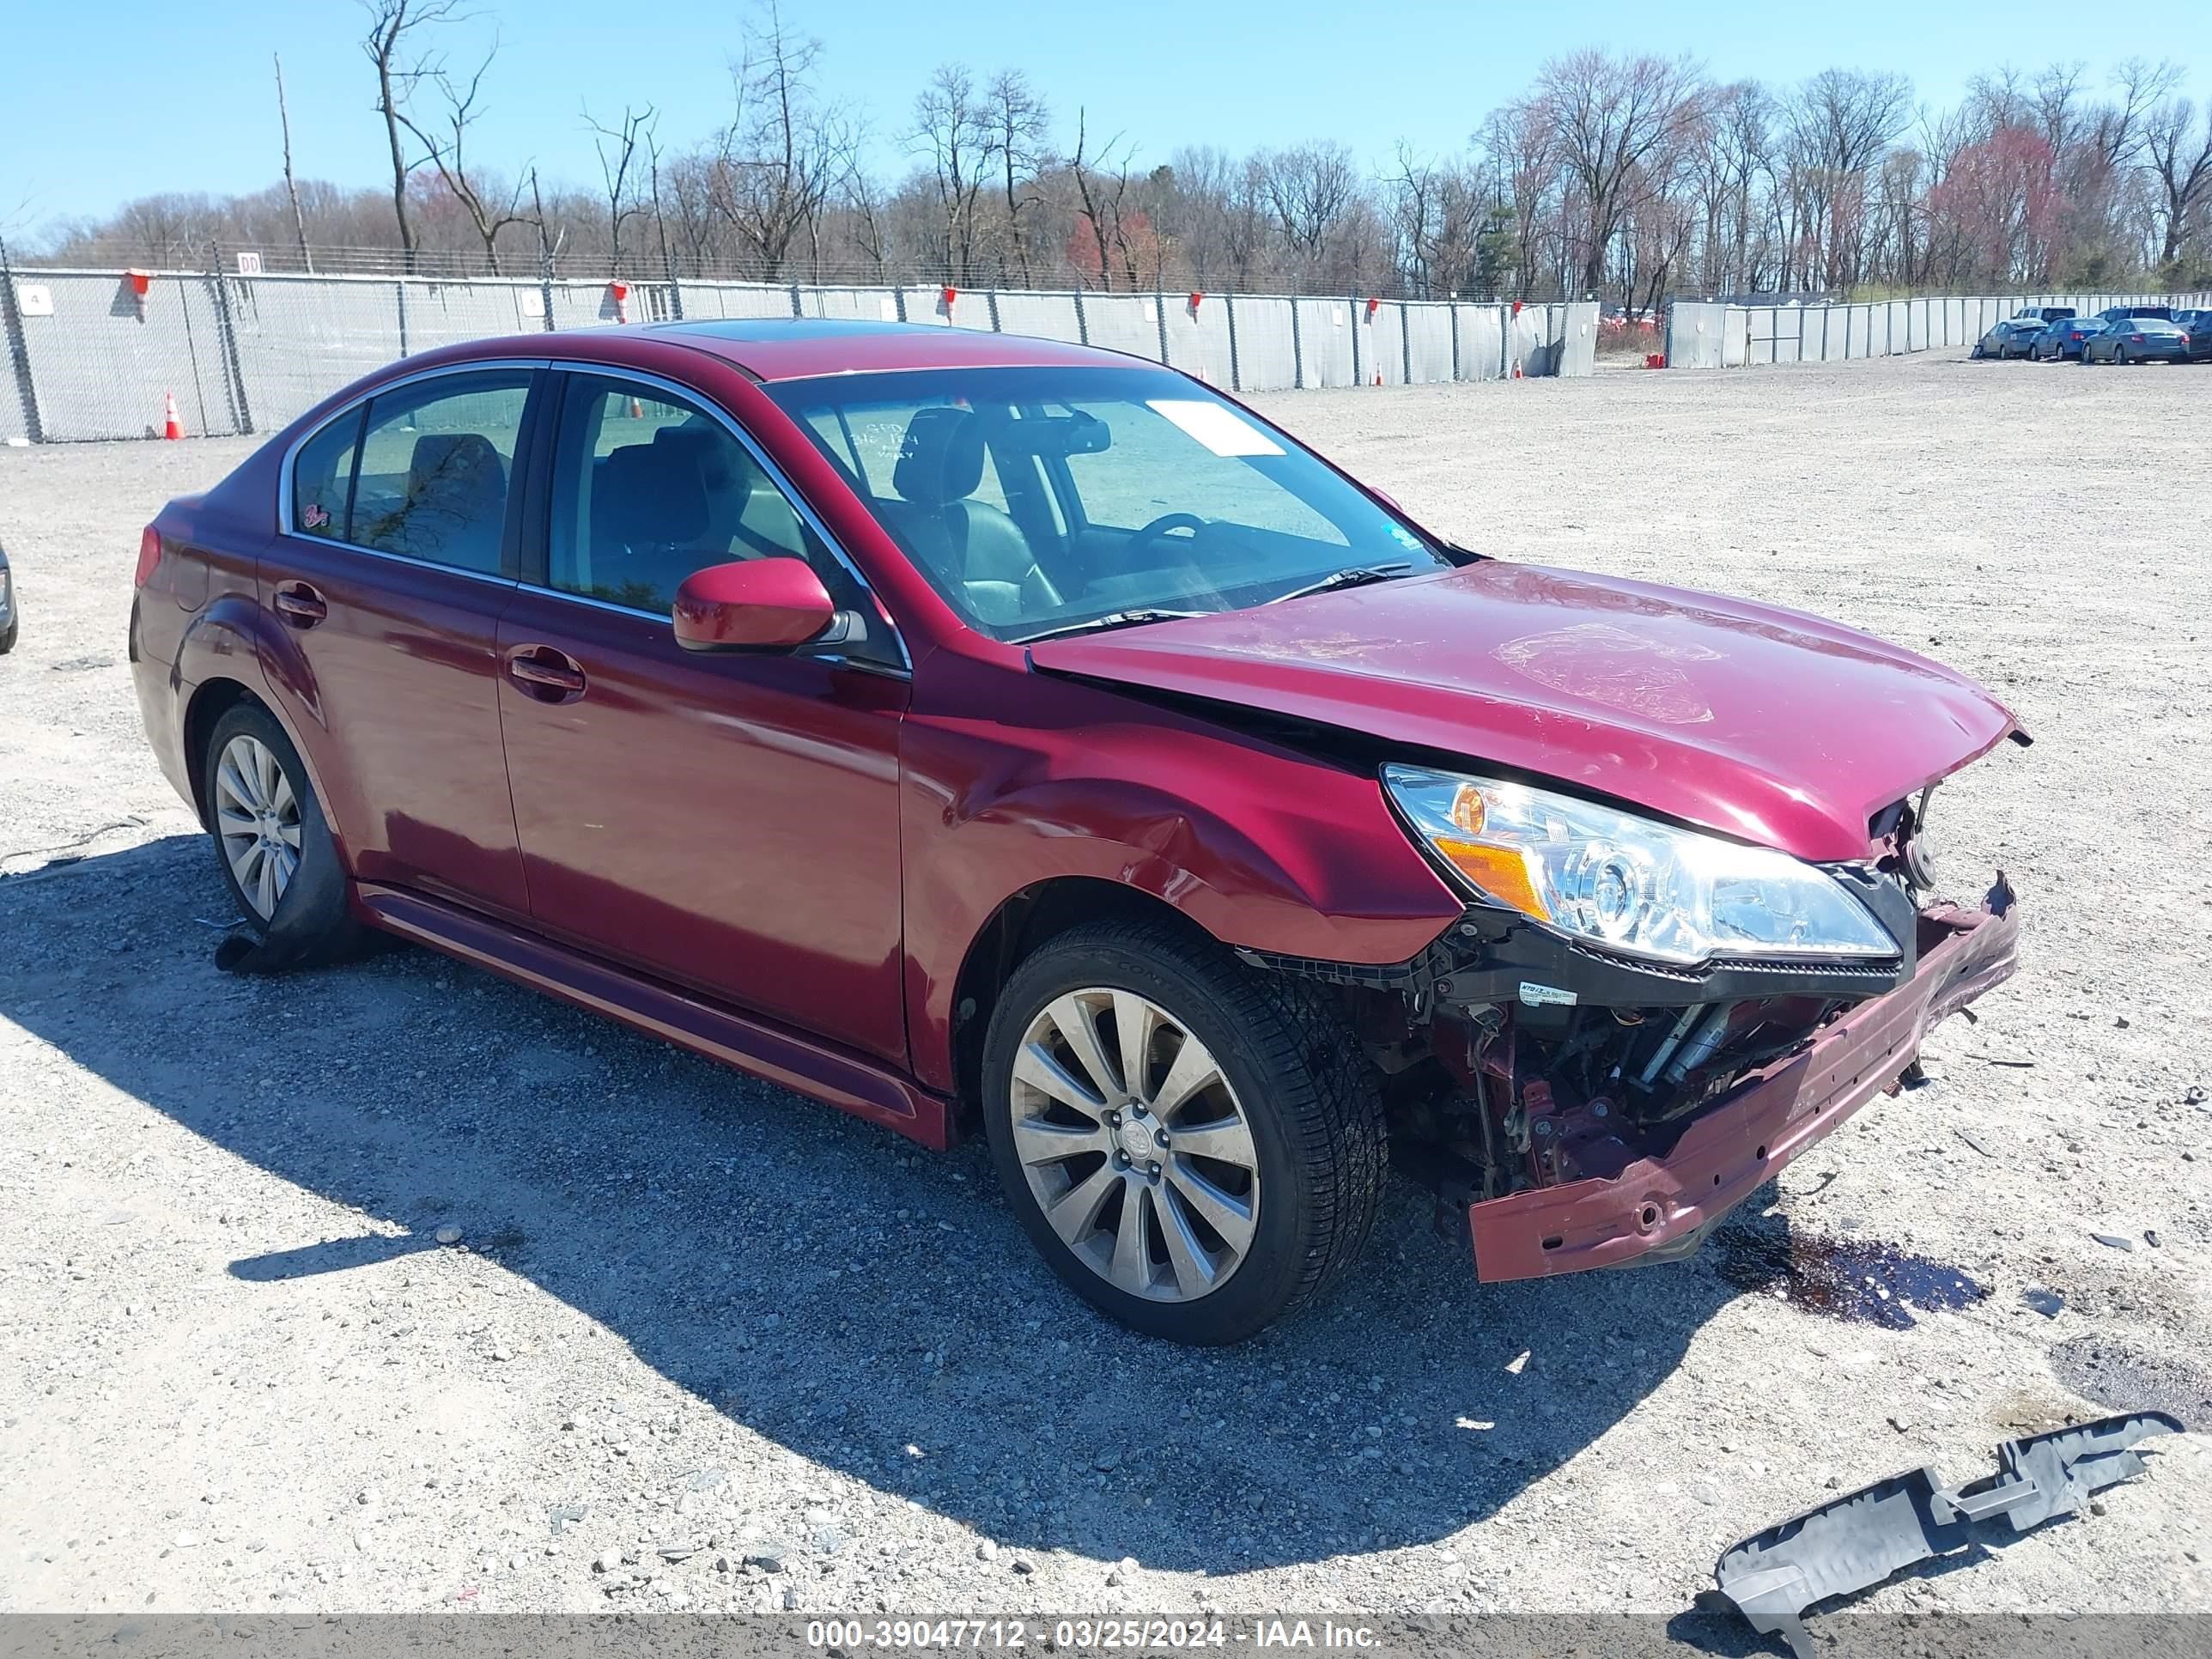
202, 702, 364, 969
980, 920, 1386, 1345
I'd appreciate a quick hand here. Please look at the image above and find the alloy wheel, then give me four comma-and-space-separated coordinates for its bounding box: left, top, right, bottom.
1008, 988, 1261, 1303
214, 733, 302, 918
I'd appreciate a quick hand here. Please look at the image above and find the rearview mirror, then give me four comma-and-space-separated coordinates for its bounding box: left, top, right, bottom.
672, 558, 839, 653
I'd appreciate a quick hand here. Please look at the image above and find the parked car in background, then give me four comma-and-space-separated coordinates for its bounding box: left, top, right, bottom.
2013, 306, 2077, 324
1973, 319, 2046, 359
2172, 310, 2212, 362
2083, 316, 2192, 364
2031, 318, 2106, 361
2096, 304, 2173, 322
127, 319, 2027, 1343
0, 544, 16, 654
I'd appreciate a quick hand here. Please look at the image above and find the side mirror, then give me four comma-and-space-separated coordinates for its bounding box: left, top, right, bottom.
672, 558, 839, 653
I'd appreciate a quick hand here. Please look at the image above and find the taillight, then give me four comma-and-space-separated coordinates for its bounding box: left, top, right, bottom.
136, 525, 162, 586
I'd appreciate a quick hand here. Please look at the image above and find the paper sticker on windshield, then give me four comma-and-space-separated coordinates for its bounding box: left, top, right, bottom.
1146, 399, 1285, 458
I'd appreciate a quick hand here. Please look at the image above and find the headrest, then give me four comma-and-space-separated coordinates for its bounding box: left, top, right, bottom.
409, 432, 503, 496
653, 419, 754, 498
599, 441, 708, 545
892, 406, 986, 507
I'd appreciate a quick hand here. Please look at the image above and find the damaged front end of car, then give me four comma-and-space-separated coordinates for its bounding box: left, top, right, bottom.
1243, 763, 2024, 1282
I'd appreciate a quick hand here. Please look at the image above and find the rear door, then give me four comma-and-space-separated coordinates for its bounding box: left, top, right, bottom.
268, 364, 541, 916
494, 369, 911, 1063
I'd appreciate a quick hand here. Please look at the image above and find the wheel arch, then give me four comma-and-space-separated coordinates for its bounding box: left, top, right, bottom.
180, 676, 350, 870
945, 877, 1216, 1132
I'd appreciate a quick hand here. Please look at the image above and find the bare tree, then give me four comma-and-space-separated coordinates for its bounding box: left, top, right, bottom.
1256, 141, 1358, 269
909, 64, 999, 283
360, 0, 470, 271
1389, 144, 1483, 296
704, 3, 848, 279
1477, 97, 1557, 296
1782, 68, 1912, 289
584, 102, 657, 272
2144, 98, 2212, 268
1067, 108, 1134, 290
984, 69, 1052, 283
272, 54, 314, 271
395, 34, 528, 272
2094, 58, 2184, 169
1531, 51, 1708, 300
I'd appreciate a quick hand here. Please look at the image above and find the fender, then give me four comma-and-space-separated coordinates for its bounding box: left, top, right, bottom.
897, 655, 1466, 1092
175, 595, 355, 872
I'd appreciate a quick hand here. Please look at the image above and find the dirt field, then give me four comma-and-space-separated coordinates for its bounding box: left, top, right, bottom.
2, 349, 2207, 1629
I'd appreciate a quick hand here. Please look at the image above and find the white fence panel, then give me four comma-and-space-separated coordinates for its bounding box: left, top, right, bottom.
1403, 303, 1455, 382
1292, 298, 1356, 386
990, 291, 1085, 347
1161, 295, 1236, 386
1230, 295, 1297, 389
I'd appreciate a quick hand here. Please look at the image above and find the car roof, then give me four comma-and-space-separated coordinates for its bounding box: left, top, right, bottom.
637, 317, 1134, 381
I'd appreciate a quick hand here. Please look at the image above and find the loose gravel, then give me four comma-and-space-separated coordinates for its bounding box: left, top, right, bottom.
1, 349, 2206, 1622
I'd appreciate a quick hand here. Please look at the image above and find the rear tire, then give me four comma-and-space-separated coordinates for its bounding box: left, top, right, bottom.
0, 619, 15, 655
201, 702, 366, 970
980, 919, 1386, 1345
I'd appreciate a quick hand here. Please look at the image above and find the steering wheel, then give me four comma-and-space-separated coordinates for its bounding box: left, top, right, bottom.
1124, 513, 1210, 562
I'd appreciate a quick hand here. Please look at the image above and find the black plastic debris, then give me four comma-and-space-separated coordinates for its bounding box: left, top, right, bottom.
1713, 1412, 2182, 1659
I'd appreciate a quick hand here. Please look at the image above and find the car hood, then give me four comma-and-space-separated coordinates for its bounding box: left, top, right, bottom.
1027, 562, 2021, 863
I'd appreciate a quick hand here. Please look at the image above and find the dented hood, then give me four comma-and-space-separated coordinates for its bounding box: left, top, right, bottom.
1028, 562, 2021, 863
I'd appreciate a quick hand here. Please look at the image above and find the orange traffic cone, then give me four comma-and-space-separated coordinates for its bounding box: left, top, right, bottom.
161, 390, 184, 440
1510, 361, 1523, 380
1373, 370, 1382, 386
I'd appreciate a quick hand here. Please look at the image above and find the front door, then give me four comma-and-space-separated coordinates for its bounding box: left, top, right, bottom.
495, 371, 910, 1063
267, 365, 538, 917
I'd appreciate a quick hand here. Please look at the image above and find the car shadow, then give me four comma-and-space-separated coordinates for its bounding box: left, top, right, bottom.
1, 835, 1753, 1574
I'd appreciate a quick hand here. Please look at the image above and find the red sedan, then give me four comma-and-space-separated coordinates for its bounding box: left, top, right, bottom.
130, 319, 2023, 1342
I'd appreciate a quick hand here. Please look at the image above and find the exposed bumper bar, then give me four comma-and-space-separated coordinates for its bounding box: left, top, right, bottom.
1468, 895, 2021, 1282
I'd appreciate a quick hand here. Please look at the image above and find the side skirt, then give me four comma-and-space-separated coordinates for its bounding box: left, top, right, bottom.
353, 883, 953, 1151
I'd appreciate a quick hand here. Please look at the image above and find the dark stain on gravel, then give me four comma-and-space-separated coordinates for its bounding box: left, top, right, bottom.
2049, 1335, 2212, 1431
1714, 1224, 1986, 1329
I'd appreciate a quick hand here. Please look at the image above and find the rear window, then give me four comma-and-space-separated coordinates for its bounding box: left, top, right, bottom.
291, 409, 364, 539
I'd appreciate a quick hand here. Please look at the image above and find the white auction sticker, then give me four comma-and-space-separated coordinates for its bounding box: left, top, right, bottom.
1146, 398, 1284, 457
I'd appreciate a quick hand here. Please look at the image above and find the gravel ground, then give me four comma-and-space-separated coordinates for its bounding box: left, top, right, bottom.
1, 349, 2207, 1627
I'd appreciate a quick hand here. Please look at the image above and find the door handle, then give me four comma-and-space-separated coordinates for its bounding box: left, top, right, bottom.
505, 643, 588, 703
272, 581, 327, 628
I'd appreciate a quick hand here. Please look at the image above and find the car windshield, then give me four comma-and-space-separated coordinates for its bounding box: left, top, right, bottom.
763, 365, 1453, 641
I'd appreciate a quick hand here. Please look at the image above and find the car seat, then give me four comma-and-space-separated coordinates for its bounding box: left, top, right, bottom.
653, 420, 808, 559
404, 433, 507, 571
887, 407, 1060, 627
590, 440, 716, 608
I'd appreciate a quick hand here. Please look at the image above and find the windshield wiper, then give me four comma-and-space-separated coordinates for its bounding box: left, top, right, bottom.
1266, 562, 1415, 605
1016, 608, 1210, 645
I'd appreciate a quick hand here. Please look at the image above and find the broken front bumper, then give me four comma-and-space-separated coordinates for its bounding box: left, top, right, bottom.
1468, 896, 2021, 1282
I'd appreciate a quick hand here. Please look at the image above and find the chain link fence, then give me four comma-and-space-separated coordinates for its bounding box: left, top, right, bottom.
1663, 291, 2212, 369
0, 257, 1599, 445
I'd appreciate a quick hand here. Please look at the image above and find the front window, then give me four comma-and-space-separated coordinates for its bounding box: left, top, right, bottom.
765, 366, 1455, 641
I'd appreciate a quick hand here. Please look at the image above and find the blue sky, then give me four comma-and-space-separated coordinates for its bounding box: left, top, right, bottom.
5, 0, 2207, 237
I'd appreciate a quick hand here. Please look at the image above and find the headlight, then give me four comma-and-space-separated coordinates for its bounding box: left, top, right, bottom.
1382, 764, 1897, 966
